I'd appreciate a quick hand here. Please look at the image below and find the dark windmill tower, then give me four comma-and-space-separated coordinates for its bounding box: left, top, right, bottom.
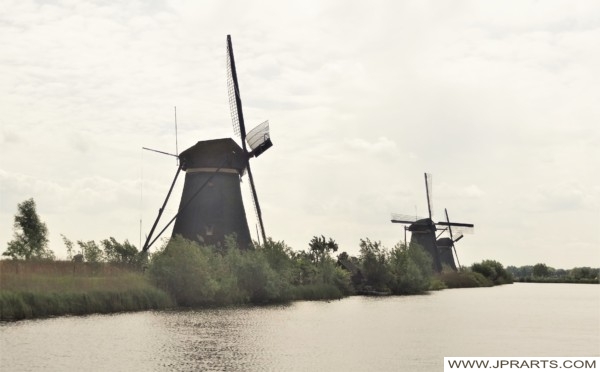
392, 173, 442, 271
171, 138, 253, 248
141, 35, 272, 252
436, 208, 471, 271
391, 173, 474, 272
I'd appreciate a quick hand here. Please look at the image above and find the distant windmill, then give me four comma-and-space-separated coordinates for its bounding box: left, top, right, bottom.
391, 173, 474, 272
436, 208, 470, 270
141, 35, 272, 252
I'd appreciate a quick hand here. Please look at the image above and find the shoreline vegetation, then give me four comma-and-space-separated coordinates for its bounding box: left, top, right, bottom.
2, 198, 596, 321
0, 260, 172, 320
1, 236, 597, 321
1, 235, 519, 321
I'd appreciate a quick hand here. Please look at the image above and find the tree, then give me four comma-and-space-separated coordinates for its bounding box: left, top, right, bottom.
308, 235, 338, 263
532, 263, 550, 278
3, 198, 52, 260
358, 238, 389, 290
387, 242, 432, 294
77, 240, 103, 263
471, 260, 513, 285
101, 237, 139, 264
62, 234, 75, 260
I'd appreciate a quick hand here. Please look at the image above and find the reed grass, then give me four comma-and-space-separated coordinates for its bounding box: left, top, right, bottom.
437, 270, 494, 288
0, 260, 173, 320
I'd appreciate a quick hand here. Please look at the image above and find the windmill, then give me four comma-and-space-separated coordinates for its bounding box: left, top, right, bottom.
141, 35, 272, 252
436, 209, 469, 270
391, 173, 474, 272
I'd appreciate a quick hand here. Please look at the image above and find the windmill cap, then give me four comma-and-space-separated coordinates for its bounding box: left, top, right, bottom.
179, 138, 247, 173
408, 218, 435, 232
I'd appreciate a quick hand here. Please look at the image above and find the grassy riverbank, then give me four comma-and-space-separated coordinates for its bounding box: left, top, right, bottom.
1, 238, 517, 321
0, 260, 173, 320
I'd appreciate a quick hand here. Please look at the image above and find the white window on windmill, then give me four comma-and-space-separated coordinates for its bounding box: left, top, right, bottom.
205, 224, 215, 236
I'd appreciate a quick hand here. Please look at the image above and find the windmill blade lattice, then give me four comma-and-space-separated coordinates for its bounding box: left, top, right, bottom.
445, 208, 462, 270
425, 172, 434, 220
226, 35, 268, 245
226, 36, 245, 143
391, 213, 426, 224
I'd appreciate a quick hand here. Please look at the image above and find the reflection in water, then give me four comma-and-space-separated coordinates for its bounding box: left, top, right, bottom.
1, 284, 599, 371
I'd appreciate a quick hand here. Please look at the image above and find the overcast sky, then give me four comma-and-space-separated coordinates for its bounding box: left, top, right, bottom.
1, 0, 598, 268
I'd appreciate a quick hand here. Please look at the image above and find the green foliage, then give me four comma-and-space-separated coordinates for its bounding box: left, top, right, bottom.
471, 260, 513, 285
387, 242, 433, 294
353, 239, 436, 294
101, 237, 139, 264
429, 277, 447, 291
148, 237, 221, 306
3, 198, 53, 260
437, 270, 493, 288
0, 260, 172, 320
289, 250, 318, 285
230, 249, 289, 303
77, 240, 103, 263
61, 236, 141, 265
148, 235, 352, 307
569, 267, 599, 281
0, 288, 172, 321
259, 238, 294, 274
289, 283, 344, 300
308, 235, 338, 263
506, 265, 533, 279
61, 234, 75, 260
358, 238, 389, 290
532, 263, 550, 278
508, 264, 599, 283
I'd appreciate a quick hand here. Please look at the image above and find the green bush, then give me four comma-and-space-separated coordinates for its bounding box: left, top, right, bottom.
438, 270, 493, 288
387, 243, 433, 295
358, 239, 390, 291
229, 249, 290, 303
148, 236, 221, 306
148, 236, 351, 307
471, 260, 513, 285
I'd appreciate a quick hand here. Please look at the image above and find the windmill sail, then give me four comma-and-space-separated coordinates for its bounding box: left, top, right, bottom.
425, 172, 433, 219
141, 36, 273, 252
226, 34, 268, 245
227, 35, 246, 142
247, 121, 272, 157
390, 213, 425, 224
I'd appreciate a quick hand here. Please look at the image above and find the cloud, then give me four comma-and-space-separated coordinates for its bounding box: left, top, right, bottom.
344, 137, 397, 155
515, 182, 597, 213
0, 128, 21, 145
0, 0, 598, 268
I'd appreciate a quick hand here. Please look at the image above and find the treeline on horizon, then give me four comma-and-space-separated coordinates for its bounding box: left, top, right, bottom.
506, 263, 599, 284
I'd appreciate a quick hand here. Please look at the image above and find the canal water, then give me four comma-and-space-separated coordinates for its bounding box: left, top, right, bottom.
1, 283, 599, 371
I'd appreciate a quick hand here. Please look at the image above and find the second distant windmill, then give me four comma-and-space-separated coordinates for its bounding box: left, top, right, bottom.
391, 173, 474, 272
